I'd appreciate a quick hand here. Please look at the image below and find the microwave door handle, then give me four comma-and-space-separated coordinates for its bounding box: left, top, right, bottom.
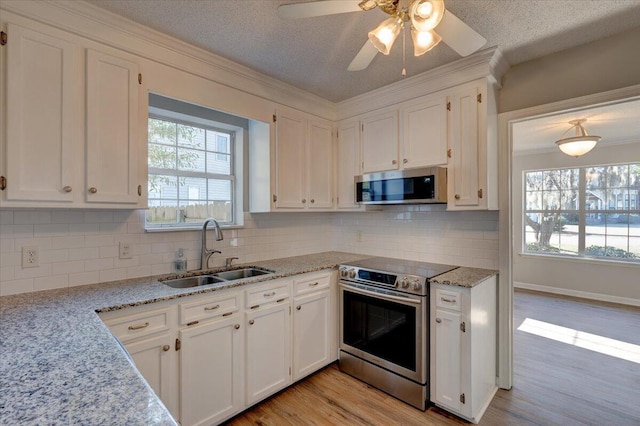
341, 284, 422, 305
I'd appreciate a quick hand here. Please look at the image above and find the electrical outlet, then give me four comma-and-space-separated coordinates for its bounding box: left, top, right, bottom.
22, 246, 39, 268
119, 242, 133, 259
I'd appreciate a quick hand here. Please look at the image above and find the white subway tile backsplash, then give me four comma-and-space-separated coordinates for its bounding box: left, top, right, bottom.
0, 278, 34, 296
34, 274, 68, 291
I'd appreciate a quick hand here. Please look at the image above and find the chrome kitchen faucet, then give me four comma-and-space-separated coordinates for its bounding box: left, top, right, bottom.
200, 218, 223, 270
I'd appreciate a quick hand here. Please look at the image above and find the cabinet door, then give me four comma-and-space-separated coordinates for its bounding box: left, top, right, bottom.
402, 94, 447, 168
307, 119, 333, 209
274, 109, 306, 209
293, 290, 330, 380
448, 86, 480, 208
180, 316, 244, 426
126, 333, 179, 421
336, 120, 361, 209
361, 110, 398, 173
432, 308, 462, 412
246, 303, 291, 405
86, 49, 139, 204
5, 23, 80, 202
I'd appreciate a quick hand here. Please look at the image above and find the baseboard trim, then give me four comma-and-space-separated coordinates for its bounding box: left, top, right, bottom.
514, 281, 640, 307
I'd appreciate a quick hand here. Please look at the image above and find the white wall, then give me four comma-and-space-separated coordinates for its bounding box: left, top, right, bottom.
500, 27, 640, 113
0, 207, 498, 296
512, 143, 640, 304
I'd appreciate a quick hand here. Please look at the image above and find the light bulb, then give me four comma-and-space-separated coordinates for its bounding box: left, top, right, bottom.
409, 0, 444, 32
368, 16, 403, 55
416, 2, 433, 18
412, 28, 441, 56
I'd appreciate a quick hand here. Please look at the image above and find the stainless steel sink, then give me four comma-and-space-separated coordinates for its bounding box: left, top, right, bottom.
162, 274, 226, 289
213, 268, 274, 281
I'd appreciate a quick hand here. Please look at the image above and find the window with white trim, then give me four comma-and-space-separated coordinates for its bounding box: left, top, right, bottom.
145, 94, 245, 230
524, 162, 640, 262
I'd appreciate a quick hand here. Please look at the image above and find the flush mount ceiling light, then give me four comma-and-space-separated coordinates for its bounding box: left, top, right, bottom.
555, 119, 602, 157
277, 0, 487, 73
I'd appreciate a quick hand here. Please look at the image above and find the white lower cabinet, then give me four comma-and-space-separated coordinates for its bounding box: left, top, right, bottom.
100, 270, 336, 426
179, 314, 244, 426
430, 276, 497, 424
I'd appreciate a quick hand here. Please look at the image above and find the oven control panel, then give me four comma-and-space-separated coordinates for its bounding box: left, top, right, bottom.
339, 266, 427, 295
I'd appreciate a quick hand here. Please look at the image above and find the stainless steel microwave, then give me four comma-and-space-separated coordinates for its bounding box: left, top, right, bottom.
355, 167, 447, 205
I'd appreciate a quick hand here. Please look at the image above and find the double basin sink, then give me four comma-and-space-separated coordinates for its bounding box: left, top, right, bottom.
160, 267, 274, 289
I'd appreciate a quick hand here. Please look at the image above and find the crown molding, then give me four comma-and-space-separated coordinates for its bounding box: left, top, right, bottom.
337, 46, 509, 120
0, 0, 336, 120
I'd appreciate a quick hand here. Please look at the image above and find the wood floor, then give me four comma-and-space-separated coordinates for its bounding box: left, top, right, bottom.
225, 290, 640, 425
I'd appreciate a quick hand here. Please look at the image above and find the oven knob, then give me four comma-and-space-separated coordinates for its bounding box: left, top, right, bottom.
339, 267, 347, 277
412, 281, 422, 291
348, 269, 356, 279
401, 277, 409, 288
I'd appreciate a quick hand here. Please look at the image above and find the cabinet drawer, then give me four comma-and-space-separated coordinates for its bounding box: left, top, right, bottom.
246, 282, 290, 308
104, 307, 171, 342
179, 293, 241, 326
434, 288, 462, 311
294, 272, 330, 296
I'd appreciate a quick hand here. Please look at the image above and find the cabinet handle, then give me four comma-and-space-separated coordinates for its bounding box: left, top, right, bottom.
391, 160, 397, 165
310, 199, 315, 204
264, 291, 276, 297
63, 186, 72, 193
89, 187, 98, 194
296, 305, 301, 311
137, 185, 142, 196
276, 298, 286, 303
435, 318, 442, 323
454, 194, 460, 200
441, 297, 456, 303
162, 345, 170, 352
204, 304, 220, 311
234, 324, 240, 330
447, 148, 452, 158
309, 282, 319, 287
249, 319, 255, 325
128, 322, 149, 331
302, 199, 307, 204
403, 158, 408, 164
222, 312, 233, 317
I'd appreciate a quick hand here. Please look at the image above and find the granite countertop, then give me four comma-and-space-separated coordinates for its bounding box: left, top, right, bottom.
429, 266, 498, 288
0, 251, 368, 425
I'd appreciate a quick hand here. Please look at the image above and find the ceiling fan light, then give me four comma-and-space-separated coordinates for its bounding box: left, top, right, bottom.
411, 28, 442, 56
409, 0, 444, 32
555, 119, 601, 157
358, 0, 378, 11
368, 15, 403, 55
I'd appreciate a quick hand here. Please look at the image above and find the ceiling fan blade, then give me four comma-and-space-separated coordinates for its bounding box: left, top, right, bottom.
277, 1, 362, 19
437, 10, 487, 57
348, 41, 378, 71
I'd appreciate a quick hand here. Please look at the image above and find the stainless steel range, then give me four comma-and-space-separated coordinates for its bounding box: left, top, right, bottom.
338, 257, 457, 410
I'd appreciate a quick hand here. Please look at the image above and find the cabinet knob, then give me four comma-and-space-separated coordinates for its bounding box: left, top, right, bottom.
89, 187, 98, 194
454, 194, 461, 200
234, 324, 240, 330
62, 186, 72, 193
296, 305, 301, 311
302, 199, 307, 203
310, 199, 315, 204
249, 319, 255, 325
162, 345, 170, 352
391, 160, 397, 165
435, 318, 442, 323
403, 159, 408, 164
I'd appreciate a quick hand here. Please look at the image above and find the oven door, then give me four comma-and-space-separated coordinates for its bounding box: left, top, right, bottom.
339, 282, 427, 384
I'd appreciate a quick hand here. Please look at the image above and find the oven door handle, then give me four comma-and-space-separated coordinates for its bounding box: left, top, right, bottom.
340, 284, 422, 305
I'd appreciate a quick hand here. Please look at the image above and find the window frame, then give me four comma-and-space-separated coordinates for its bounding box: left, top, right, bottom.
145, 112, 240, 230
522, 162, 639, 264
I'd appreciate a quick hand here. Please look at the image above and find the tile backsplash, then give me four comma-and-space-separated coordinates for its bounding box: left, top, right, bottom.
0, 206, 498, 296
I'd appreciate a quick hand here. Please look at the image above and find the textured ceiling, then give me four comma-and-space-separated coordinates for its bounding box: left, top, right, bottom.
85, 0, 640, 102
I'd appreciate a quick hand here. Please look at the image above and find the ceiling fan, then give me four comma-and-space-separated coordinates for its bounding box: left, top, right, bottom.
277, 0, 487, 73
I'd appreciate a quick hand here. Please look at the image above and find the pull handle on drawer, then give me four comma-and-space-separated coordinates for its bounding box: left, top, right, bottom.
263, 291, 276, 297
441, 297, 456, 303
128, 322, 149, 331
204, 304, 220, 311
309, 282, 319, 287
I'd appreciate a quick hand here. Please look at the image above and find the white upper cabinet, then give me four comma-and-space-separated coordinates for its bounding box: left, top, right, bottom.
253, 106, 334, 212
336, 120, 362, 210
4, 23, 80, 203
401, 93, 448, 169
86, 49, 140, 204
361, 109, 399, 173
447, 79, 497, 210
0, 21, 146, 209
